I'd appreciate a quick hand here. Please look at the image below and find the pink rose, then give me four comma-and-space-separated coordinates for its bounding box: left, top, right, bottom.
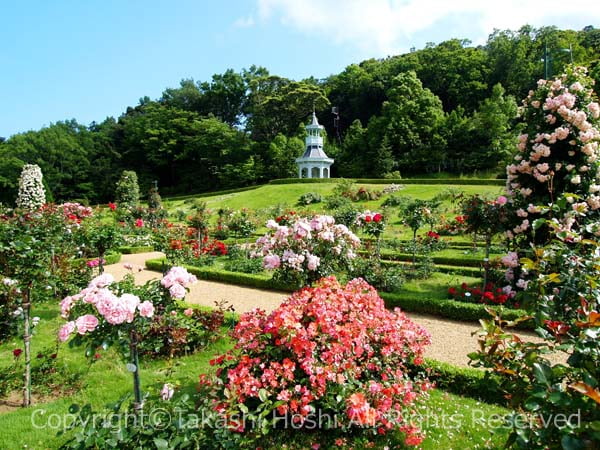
169, 283, 186, 299
89, 273, 114, 289
183, 308, 194, 317
59, 321, 76, 342
75, 315, 99, 334
160, 383, 174, 401
138, 301, 155, 318
495, 196, 507, 205
307, 254, 320, 271
263, 254, 281, 270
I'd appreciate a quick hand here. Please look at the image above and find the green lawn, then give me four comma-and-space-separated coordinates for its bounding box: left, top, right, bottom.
163, 182, 503, 219
0, 301, 510, 449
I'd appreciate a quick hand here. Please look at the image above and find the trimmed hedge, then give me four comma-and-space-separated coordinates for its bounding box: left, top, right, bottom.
379, 259, 481, 277
119, 245, 154, 254
360, 250, 485, 267
145, 258, 294, 292
269, 178, 505, 186
103, 251, 122, 265
380, 292, 533, 329
414, 359, 505, 405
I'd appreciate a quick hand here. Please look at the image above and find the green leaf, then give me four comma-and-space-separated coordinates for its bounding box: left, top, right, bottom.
532, 362, 553, 386
154, 438, 169, 449
258, 388, 268, 402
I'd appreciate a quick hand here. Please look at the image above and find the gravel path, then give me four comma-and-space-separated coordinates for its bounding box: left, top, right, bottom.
106, 253, 563, 368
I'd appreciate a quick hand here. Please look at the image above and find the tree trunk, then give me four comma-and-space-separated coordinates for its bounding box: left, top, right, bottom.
412, 230, 417, 266
22, 287, 32, 407
129, 330, 143, 411
482, 235, 491, 290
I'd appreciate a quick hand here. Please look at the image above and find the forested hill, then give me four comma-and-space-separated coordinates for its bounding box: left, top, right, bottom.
1, 25, 599, 205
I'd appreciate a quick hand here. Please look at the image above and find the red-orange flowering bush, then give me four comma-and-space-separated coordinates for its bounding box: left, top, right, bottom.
199, 276, 431, 447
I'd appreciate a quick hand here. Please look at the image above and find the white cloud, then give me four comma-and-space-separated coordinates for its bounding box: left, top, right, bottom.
233, 15, 255, 28
254, 0, 600, 55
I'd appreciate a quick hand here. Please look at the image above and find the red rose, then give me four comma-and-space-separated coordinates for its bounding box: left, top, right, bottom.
13, 348, 23, 358
483, 291, 494, 301
365, 215, 372, 223
373, 213, 382, 223
108, 202, 117, 211
448, 287, 457, 296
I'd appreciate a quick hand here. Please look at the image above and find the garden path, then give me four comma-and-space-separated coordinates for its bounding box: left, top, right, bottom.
105, 252, 561, 368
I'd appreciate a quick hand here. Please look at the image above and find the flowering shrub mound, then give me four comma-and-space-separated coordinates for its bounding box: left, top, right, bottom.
253, 215, 361, 286
16, 164, 46, 211
200, 277, 431, 447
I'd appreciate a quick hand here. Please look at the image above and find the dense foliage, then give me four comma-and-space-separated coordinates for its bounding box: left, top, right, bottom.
1, 26, 598, 204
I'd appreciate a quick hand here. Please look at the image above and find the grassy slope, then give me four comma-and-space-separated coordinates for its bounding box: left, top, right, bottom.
0, 302, 510, 449
163, 183, 503, 216
163, 182, 504, 243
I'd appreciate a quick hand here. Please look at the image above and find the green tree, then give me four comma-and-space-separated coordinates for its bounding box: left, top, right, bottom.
246, 76, 330, 141
374, 71, 447, 174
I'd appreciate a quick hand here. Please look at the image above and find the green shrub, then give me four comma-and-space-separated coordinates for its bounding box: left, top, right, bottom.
349, 257, 405, 292
297, 191, 322, 205
410, 359, 505, 405
324, 194, 351, 210
103, 251, 121, 265
381, 194, 409, 208
118, 245, 154, 254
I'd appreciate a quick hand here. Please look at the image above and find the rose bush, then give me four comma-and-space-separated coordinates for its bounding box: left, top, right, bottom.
198, 276, 431, 448
253, 215, 361, 287
59, 266, 197, 406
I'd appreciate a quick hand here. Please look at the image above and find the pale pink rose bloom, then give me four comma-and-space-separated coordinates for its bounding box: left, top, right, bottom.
59, 321, 76, 342
183, 308, 194, 317
121, 293, 141, 313
169, 283, 186, 299
89, 273, 114, 289
160, 383, 174, 401
138, 301, 155, 318
587, 102, 599, 119
75, 314, 99, 334
266, 219, 279, 230
306, 254, 320, 271
501, 252, 519, 268
103, 305, 129, 325
60, 296, 74, 318
495, 196, 507, 205
263, 254, 281, 269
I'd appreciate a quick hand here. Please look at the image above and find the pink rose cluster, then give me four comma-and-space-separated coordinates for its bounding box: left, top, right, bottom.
506, 67, 600, 241
161, 266, 197, 299
253, 215, 360, 275
58, 272, 156, 342
59, 202, 93, 219
204, 277, 431, 446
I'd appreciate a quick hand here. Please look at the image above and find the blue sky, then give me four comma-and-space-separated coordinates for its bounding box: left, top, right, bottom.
2, 0, 599, 138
